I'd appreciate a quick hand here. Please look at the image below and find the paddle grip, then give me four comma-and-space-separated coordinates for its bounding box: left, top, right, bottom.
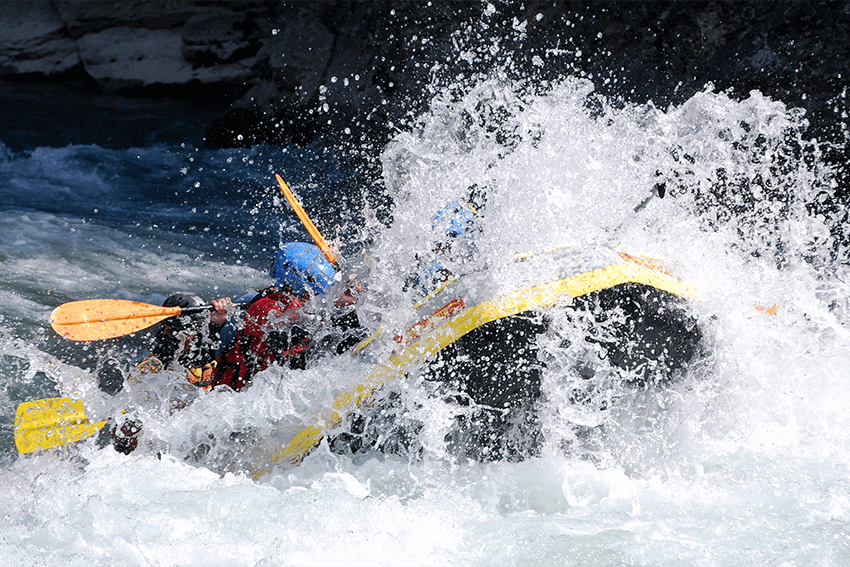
180, 304, 214, 316
179, 303, 245, 317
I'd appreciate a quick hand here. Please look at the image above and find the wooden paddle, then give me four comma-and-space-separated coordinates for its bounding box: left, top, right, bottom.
14, 397, 105, 453
275, 173, 339, 266
50, 298, 215, 342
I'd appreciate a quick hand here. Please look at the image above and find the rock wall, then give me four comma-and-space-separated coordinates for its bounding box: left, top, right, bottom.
0, 1, 847, 154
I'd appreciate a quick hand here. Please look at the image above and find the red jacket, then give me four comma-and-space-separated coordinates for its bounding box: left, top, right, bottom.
206, 290, 309, 391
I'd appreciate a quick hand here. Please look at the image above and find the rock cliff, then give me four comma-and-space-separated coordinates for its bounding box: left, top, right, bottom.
0, 1, 847, 156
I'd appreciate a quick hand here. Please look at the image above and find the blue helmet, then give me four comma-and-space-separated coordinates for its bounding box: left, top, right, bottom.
270, 242, 335, 296
432, 201, 480, 237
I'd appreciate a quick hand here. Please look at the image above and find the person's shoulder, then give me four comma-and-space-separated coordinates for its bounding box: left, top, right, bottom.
236, 290, 261, 304
251, 288, 302, 310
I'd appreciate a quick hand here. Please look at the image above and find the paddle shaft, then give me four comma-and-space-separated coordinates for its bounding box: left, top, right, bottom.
179, 304, 214, 316
93, 303, 215, 321
275, 174, 339, 267
101, 301, 247, 325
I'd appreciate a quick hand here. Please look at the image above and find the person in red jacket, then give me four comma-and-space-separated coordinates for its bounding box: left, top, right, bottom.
192, 241, 350, 391
110, 242, 359, 454
201, 286, 311, 391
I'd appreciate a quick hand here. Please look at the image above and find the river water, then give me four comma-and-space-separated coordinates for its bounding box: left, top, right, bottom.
1, 73, 849, 565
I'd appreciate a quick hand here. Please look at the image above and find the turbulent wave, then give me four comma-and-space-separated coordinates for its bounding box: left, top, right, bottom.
1, 74, 849, 565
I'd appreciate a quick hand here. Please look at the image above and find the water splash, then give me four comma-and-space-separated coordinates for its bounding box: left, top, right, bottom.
2, 73, 849, 565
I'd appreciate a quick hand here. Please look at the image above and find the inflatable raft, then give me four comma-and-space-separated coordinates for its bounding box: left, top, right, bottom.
16, 244, 703, 478
253, 245, 703, 477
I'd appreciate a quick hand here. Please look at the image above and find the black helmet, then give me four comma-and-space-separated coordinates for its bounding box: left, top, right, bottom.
163, 292, 206, 310
162, 292, 207, 330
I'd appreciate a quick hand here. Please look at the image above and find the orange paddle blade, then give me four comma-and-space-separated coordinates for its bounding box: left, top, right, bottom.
275, 174, 339, 266
50, 299, 182, 341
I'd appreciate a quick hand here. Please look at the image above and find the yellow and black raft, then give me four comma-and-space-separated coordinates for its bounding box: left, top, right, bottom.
253, 245, 702, 477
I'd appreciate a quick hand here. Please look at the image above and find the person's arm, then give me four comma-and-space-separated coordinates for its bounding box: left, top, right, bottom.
208, 297, 232, 325
334, 280, 364, 308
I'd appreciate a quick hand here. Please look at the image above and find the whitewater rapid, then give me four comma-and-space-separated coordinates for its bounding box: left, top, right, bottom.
1, 76, 849, 566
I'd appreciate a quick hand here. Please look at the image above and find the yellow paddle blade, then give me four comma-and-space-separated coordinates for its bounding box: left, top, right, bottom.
14, 397, 106, 453
276, 174, 339, 266
50, 299, 182, 341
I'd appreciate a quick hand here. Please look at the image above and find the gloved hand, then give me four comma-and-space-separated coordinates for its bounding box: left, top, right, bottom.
112, 418, 143, 455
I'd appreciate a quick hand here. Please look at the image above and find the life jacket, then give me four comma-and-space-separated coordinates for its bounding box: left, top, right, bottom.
152, 292, 222, 369
204, 289, 310, 392
152, 315, 221, 369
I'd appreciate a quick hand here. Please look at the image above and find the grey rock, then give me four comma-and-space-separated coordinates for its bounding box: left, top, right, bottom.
76, 26, 252, 91
0, 0, 846, 160
0, 1, 80, 76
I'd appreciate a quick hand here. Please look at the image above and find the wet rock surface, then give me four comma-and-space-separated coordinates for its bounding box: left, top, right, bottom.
0, 1, 847, 165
